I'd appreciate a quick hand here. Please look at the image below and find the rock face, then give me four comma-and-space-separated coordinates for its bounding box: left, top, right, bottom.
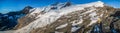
0, 1, 120, 33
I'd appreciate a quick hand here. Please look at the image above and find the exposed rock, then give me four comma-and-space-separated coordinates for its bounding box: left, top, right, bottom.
21, 6, 33, 14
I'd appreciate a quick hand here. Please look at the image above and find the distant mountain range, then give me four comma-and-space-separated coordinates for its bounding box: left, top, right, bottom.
0, 6, 33, 31
0, 1, 120, 33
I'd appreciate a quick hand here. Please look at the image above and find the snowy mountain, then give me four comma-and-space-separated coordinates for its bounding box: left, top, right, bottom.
0, 1, 120, 33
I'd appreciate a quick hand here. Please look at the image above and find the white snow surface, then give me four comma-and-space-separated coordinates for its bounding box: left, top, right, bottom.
87, 12, 98, 26
0, 1, 104, 33
71, 26, 80, 32
72, 16, 83, 26
56, 23, 68, 29
29, 8, 43, 16
55, 31, 64, 33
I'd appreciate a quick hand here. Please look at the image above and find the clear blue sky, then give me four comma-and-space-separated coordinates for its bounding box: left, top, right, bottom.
0, 0, 120, 13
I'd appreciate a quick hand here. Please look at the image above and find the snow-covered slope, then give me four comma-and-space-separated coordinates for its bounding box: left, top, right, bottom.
0, 1, 117, 33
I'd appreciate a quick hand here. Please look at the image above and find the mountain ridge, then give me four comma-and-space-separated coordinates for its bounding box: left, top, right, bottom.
0, 1, 120, 33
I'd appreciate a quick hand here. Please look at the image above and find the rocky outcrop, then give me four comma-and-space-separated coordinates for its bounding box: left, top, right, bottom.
14, 8, 45, 30
14, 14, 36, 30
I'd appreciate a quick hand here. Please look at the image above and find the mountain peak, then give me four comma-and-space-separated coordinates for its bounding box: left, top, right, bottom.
79, 1, 104, 7
21, 6, 33, 14
86, 1, 104, 7
96, 1, 104, 4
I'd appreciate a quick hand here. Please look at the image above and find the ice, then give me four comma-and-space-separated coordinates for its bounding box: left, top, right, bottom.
55, 31, 64, 33
71, 26, 80, 32
56, 23, 68, 29
87, 12, 98, 26
72, 16, 83, 26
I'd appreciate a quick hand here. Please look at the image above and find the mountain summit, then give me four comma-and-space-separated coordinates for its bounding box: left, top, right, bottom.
0, 1, 120, 33
21, 6, 33, 14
